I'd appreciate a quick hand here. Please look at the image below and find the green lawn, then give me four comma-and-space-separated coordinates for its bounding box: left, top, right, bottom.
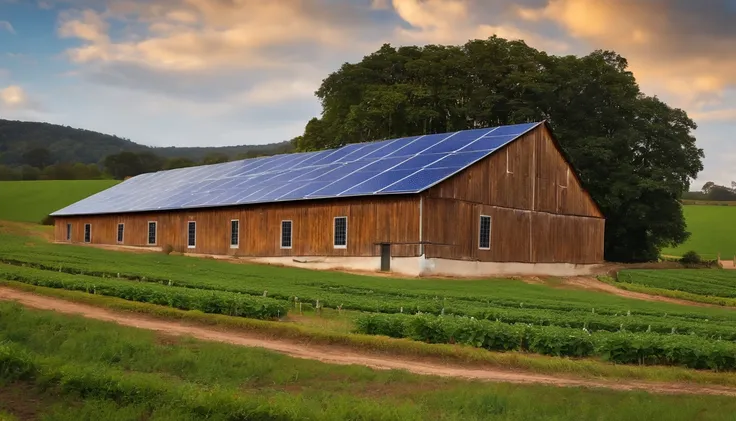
663, 205, 736, 259
0, 180, 117, 223
2, 302, 736, 421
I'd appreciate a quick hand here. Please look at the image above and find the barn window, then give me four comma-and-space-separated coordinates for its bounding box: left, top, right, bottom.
187, 221, 196, 248
280, 220, 292, 249
334, 216, 347, 248
84, 224, 91, 243
147, 221, 157, 245
117, 223, 124, 243
230, 220, 239, 248
479, 215, 491, 250
65, 223, 71, 241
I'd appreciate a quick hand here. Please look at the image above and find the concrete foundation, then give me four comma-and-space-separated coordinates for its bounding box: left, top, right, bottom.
245, 255, 602, 278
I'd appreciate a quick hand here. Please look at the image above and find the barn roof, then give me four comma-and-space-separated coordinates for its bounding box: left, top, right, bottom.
51, 122, 543, 216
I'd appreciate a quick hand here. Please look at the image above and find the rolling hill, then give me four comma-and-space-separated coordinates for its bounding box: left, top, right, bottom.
0, 119, 293, 166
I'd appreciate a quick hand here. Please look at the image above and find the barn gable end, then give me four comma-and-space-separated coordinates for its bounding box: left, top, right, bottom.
421, 124, 605, 264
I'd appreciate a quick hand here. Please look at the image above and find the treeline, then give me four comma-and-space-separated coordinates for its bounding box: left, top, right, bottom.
682, 182, 736, 202
100, 150, 275, 180
0, 118, 294, 166
0, 148, 286, 181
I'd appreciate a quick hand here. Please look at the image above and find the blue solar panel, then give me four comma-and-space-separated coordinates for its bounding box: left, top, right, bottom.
361, 136, 422, 160
381, 167, 460, 193
51, 121, 543, 215
460, 134, 518, 153
338, 170, 415, 196
426, 151, 490, 169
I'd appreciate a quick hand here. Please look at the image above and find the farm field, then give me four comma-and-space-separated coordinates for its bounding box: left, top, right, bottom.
0, 180, 117, 223
662, 205, 736, 259
3, 303, 736, 421
613, 269, 736, 307
2, 224, 736, 370
2, 222, 736, 417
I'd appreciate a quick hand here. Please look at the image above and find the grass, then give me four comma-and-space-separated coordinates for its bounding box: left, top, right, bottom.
662, 205, 736, 259
0, 180, 117, 223
2, 302, 736, 420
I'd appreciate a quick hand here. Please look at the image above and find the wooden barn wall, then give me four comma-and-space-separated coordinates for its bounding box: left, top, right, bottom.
422, 125, 605, 264
422, 198, 604, 264
54, 196, 421, 257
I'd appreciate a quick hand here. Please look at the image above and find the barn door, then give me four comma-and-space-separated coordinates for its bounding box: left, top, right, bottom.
380, 243, 391, 271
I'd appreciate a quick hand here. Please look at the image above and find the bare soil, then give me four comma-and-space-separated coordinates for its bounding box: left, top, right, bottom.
1, 287, 736, 397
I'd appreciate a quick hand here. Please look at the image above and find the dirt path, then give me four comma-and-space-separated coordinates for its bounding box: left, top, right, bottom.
1, 288, 735, 397
562, 277, 723, 308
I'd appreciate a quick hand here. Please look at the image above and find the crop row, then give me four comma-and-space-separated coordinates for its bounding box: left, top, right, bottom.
0, 263, 287, 320
354, 313, 736, 371
0, 238, 717, 320
4, 256, 736, 339
2, 255, 734, 329
618, 270, 736, 299
4, 261, 735, 342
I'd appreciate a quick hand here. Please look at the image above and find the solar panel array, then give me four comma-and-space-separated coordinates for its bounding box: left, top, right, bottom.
52, 122, 542, 216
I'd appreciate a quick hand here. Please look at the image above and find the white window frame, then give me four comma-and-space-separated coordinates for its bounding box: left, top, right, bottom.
117, 223, 125, 244
230, 219, 239, 248
147, 221, 157, 245
280, 220, 293, 249
66, 223, 72, 241
83, 223, 91, 243
187, 221, 196, 249
333, 216, 348, 249
478, 215, 491, 250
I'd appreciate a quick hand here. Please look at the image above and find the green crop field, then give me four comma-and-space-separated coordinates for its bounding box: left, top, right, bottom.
3, 303, 735, 420
2, 219, 736, 417
0, 180, 117, 223
662, 205, 736, 259
1, 227, 736, 371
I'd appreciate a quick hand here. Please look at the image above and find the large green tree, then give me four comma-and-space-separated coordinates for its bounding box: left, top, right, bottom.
295, 37, 704, 262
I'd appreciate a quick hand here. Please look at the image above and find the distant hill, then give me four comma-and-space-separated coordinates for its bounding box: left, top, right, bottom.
0, 119, 294, 166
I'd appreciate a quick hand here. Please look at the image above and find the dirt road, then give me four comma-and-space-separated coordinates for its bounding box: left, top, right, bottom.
1, 287, 735, 397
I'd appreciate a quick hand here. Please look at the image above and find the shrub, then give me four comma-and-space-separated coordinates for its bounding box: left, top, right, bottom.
40, 215, 54, 226
680, 251, 702, 265
162, 244, 174, 255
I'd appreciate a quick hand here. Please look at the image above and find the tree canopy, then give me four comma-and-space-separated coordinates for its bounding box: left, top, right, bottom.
295, 37, 704, 262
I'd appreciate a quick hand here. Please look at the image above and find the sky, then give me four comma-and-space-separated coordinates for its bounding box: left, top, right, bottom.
0, 0, 734, 187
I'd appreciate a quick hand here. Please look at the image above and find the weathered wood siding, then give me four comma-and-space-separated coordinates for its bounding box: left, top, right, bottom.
54, 196, 421, 257
422, 125, 605, 263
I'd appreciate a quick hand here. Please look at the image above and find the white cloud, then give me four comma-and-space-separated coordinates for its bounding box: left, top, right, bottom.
0, 20, 15, 34
0, 85, 31, 108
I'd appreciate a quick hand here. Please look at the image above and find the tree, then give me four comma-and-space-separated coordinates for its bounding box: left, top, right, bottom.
0, 165, 19, 181
20, 165, 40, 180
22, 147, 52, 169
103, 151, 164, 179
702, 181, 715, 194
295, 37, 704, 262
202, 153, 229, 165
164, 157, 197, 170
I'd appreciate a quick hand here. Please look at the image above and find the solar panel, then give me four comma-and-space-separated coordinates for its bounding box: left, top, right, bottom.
51, 122, 543, 216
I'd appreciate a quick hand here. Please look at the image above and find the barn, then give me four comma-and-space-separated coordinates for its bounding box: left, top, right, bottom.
51, 121, 605, 277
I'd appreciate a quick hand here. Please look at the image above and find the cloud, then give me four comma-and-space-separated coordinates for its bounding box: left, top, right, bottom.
0, 20, 15, 34
58, 1, 376, 72
0, 85, 33, 109
515, 0, 736, 113
691, 108, 736, 123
